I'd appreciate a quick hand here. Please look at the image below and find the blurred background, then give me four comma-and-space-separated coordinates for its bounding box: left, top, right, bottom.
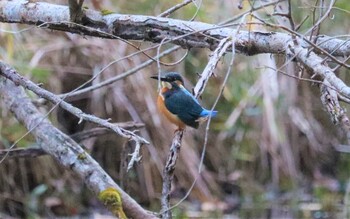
1, 0, 350, 218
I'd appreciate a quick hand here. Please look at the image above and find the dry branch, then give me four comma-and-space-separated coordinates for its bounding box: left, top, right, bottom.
288, 41, 350, 142
290, 44, 350, 98
320, 80, 350, 142
160, 37, 233, 218
0, 61, 150, 171
0, 61, 148, 146
193, 37, 232, 98
0, 78, 156, 219
0, 147, 46, 159
160, 130, 184, 219
158, 0, 193, 18
63, 46, 181, 99
0, 122, 144, 160
0, 1, 349, 57
70, 122, 145, 142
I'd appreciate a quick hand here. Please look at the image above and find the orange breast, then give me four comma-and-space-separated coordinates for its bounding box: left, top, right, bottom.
157, 91, 186, 130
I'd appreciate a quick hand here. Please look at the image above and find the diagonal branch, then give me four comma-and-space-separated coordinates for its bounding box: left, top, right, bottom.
320, 80, 350, 142
0, 61, 149, 147
158, 0, 193, 18
0, 61, 149, 171
160, 130, 184, 219
0, 77, 156, 219
0, 122, 144, 160
62, 46, 182, 99
0, 1, 350, 57
290, 44, 350, 98
70, 122, 145, 142
160, 37, 233, 219
0, 147, 46, 159
288, 42, 350, 140
193, 37, 232, 98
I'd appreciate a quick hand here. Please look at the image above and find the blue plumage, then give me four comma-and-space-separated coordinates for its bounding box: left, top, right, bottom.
151, 72, 217, 129
161, 75, 217, 128
200, 109, 217, 118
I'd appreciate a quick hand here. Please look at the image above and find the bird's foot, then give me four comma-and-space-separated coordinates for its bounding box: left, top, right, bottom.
196, 116, 209, 123
174, 127, 185, 133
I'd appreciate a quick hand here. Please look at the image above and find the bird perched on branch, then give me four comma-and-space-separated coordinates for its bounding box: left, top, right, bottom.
151, 72, 217, 130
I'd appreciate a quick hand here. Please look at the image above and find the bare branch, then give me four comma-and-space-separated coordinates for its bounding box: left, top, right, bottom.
0, 77, 156, 219
0, 122, 144, 160
70, 122, 145, 141
221, 0, 284, 25
0, 62, 149, 148
127, 141, 143, 172
320, 80, 350, 142
158, 0, 193, 18
290, 44, 350, 98
159, 36, 234, 218
250, 14, 350, 70
193, 37, 232, 98
60, 46, 182, 99
160, 130, 184, 219
289, 43, 350, 140
0, 1, 349, 57
334, 145, 350, 153
68, 0, 84, 23
0, 148, 46, 159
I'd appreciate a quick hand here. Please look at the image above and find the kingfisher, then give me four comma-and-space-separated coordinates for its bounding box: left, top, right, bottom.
151, 72, 217, 130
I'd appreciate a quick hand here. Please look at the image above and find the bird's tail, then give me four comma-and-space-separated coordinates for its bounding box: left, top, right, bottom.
210, 110, 218, 117
200, 109, 218, 118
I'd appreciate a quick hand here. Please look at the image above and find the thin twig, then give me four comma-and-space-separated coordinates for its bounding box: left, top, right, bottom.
290, 43, 350, 98
189, 0, 202, 21
127, 141, 142, 172
320, 80, 350, 142
309, 0, 321, 42
0, 62, 149, 147
335, 145, 350, 153
0, 122, 144, 160
158, 0, 193, 18
0, 76, 156, 219
338, 93, 350, 104
193, 37, 232, 98
61, 46, 182, 99
159, 36, 234, 218
160, 130, 184, 219
250, 14, 350, 70
221, 0, 284, 25
0, 148, 46, 159
1, 1, 349, 58
70, 122, 145, 141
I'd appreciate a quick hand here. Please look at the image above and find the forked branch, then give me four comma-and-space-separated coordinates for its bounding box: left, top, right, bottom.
0, 1, 350, 57
0, 74, 156, 219
0, 62, 149, 150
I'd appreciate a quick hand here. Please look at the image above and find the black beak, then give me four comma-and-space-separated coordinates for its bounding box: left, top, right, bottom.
150, 75, 167, 81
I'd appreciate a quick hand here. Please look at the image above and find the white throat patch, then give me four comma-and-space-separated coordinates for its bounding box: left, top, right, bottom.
162, 81, 172, 89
